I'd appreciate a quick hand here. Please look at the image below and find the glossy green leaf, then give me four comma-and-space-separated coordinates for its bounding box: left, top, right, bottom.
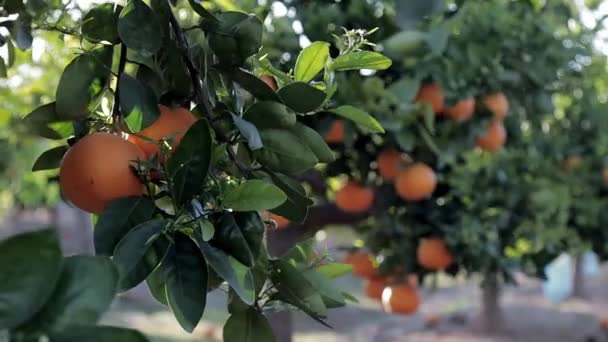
243, 101, 296, 129
167, 119, 212, 205
254, 129, 318, 173
146, 266, 167, 306
163, 233, 208, 333
223, 308, 276, 342
32, 145, 68, 171
294, 41, 330, 83
0, 58, 6, 78
20, 256, 118, 331
94, 197, 156, 256
315, 263, 353, 279
289, 123, 335, 163
277, 82, 326, 113
136, 64, 165, 99
331, 51, 392, 71
23, 102, 74, 140
329, 105, 384, 133
48, 325, 149, 342
223, 180, 287, 212
231, 114, 263, 151
82, 3, 122, 44
118, 0, 162, 57
268, 172, 312, 222
120, 73, 161, 132
12, 15, 32, 50
0, 230, 62, 329
223, 68, 281, 101
208, 12, 263, 66
388, 77, 420, 104
199, 219, 215, 242
112, 219, 168, 291
213, 212, 264, 267
197, 240, 255, 305
302, 269, 345, 308
188, 0, 219, 21
270, 259, 327, 317
56, 47, 113, 120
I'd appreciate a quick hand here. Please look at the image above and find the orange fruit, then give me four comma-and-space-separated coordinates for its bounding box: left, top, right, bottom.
382, 284, 420, 315
483, 92, 509, 120
445, 97, 475, 122
476, 120, 506, 152
344, 252, 376, 278
414, 82, 445, 114
324, 120, 344, 143
417, 238, 453, 270
260, 75, 277, 91
267, 212, 289, 229
563, 155, 583, 171
377, 148, 403, 180
335, 181, 374, 213
394, 162, 437, 201
365, 276, 387, 300
128, 105, 198, 158
59, 133, 146, 214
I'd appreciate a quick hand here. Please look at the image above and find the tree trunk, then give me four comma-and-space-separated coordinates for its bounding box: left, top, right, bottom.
479, 273, 504, 334
571, 255, 587, 299
267, 311, 293, 342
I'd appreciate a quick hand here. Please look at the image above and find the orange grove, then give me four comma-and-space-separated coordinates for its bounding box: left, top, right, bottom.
417, 238, 453, 270
324, 120, 345, 143
382, 284, 420, 315
483, 92, 509, 120
128, 105, 198, 158
394, 162, 437, 201
59, 133, 145, 214
414, 82, 445, 114
344, 252, 376, 278
335, 181, 374, 213
444, 97, 475, 122
377, 147, 403, 180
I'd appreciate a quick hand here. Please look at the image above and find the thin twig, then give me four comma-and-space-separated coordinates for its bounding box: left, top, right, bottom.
112, 43, 128, 123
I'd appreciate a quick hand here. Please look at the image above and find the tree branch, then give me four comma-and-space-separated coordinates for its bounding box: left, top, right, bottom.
112, 43, 128, 123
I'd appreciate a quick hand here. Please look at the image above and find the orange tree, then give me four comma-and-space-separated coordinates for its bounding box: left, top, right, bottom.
1, 0, 393, 340
262, 0, 599, 330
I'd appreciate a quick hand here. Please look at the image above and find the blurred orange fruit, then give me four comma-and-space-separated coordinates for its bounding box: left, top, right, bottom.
365, 276, 387, 300
445, 97, 475, 122
377, 148, 403, 180
476, 120, 506, 152
417, 238, 453, 270
394, 162, 437, 201
382, 284, 420, 315
344, 252, 376, 278
483, 92, 509, 120
414, 82, 445, 114
324, 120, 345, 143
335, 181, 374, 213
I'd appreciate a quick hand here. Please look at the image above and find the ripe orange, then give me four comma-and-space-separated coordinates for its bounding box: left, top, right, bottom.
365, 276, 387, 300
563, 155, 583, 171
382, 284, 420, 315
394, 162, 437, 201
445, 97, 475, 122
335, 181, 374, 213
267, 212, 289, 229
414, 82, 445, 114
377, 148, 403, 180
483, 92, 509, 120
324, 120, 344, 143
476, 120, 506, 152
417, 238, 453, 270
260, 75, 277, 91
344, 252, 376, 278
128, 105, 198, 158
59, 133, 146, 214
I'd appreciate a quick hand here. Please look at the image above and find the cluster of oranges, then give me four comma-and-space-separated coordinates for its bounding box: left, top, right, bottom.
343, 238, 453, 315
415, 82, 509, 153
59, 105, 198, 213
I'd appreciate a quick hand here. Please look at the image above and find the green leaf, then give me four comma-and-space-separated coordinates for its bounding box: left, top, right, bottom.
270, 259, 327, 317
32, 145, 68, 171
6, 39, 15, 67
120, 73, 161, 132
197, 240, 256, 305
48, 325, 149, 342
146, 266, 167, 306
118, 0, 162, 57
231, 114, 263, 151
381, 30, 428, 59
329, 105, 384, 133
289, 123, 335, 163
113, 219, 169, 291
213, 212, 264, 267
223, 308, 276, 342
316, 263, 353, 279
188, 0, 219, 21
388, 77, 420, 104
268, 172, 312, 222
254, 129, 319, 173
277, 82, 326, 113
208, 12, 263, 66
0, 58, 6, 78
0, 230, 62, 329
243, 101, 296, 129
56, 47, 113, 120
199, 219, 215, 241
302, 269, 345, 308
294, 41, 330, 83
23, 102, 74, 140
20, 256, 118, 331
158, 38, 191, 98
223, 180, 287, 212
331, 51, 392, 71
167, 119, 212, 205
223, 67, 281, 102
163, 233, 208, 333
136, 64, 165, 99
82, 3, 122, 44
94, 197, 156, 256
12, 15, 32, 50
